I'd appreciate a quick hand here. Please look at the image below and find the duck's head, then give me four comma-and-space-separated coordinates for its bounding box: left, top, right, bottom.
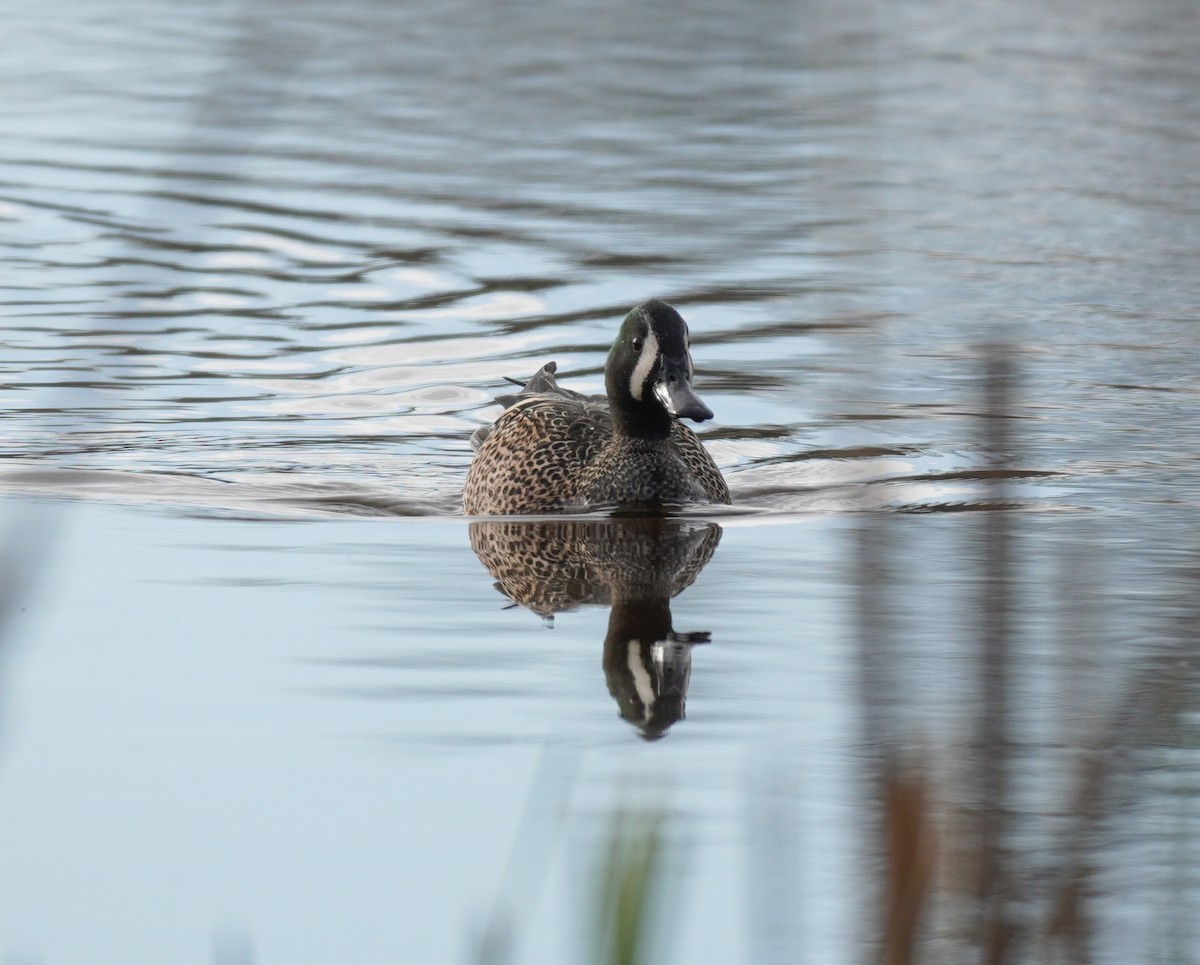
606, 300, 714, 438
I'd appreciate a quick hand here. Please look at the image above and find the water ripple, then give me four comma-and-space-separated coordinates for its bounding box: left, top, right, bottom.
0, 0, 1196, 526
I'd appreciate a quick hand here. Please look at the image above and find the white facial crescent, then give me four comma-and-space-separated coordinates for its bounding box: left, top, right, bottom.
627, 328, 660, 401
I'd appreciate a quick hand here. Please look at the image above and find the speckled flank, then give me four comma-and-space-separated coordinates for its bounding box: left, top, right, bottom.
462, 392, 614, 514
462, 301, 730, 515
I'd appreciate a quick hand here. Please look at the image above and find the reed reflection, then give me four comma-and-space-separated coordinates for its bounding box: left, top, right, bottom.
469, 517, 720, 739
848, 352, 1200, 964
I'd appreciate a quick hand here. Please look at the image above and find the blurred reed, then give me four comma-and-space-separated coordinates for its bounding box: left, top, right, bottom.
851, 345, 1200, 965
587, 806, 673, 965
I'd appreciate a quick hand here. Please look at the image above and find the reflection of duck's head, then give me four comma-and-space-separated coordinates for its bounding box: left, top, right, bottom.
468, 517, 720, 738
602, 597, 710, 741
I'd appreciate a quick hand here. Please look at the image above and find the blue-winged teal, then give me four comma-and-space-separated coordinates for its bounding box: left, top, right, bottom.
463, 300, 731, 514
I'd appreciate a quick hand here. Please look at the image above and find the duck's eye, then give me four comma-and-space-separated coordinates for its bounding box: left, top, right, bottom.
632, 336, 644, 352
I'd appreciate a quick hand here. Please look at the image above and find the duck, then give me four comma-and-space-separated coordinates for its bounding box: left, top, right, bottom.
463, 299, 731, 514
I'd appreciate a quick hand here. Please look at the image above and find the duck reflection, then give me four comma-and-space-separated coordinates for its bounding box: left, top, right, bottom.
469, 517, 721, 739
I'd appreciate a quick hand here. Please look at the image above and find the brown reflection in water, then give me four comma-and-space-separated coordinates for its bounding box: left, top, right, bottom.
976, 349, 1016, 964
469, 517, 720, 739
854, 350, 1200, 964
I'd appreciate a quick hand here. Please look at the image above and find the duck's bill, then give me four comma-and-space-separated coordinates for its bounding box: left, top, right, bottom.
653, 372, 714, 422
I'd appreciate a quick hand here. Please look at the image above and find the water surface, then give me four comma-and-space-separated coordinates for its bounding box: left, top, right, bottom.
1, 0, 1199, 961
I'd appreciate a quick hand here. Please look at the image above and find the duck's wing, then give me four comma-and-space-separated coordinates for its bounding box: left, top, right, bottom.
472, 362, 607, 451
485, 390, 613, 464
495, 361, 599, 407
